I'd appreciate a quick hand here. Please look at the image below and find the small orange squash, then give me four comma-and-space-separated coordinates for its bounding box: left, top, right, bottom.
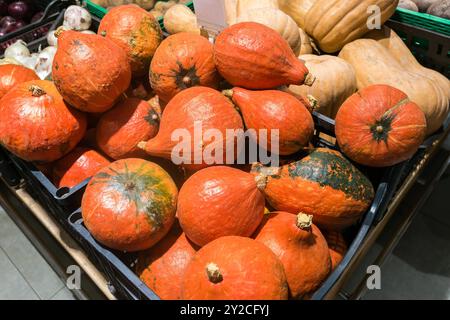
0, 80, 87, 162
53, 147, 111, 188
138, 87, 244, 171
323, 231, 347, 271
81, 158, 178, 252
96, 98, 160, 160
98, 4, 162, 76
136, 222, 198, 300
224, 87, 314, 155
177, 166, 265, 247
150, 32, 221, 103
253, 148, 374, 230
214, 22, 313, 89
52, 30, 131, 113
182, 236, 288, 300
255, 212, 331, 299
0, 64, 39, 99
335, 85, 427, 167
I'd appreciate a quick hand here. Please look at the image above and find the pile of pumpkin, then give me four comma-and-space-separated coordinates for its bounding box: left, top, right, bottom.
0, 0, 448, 300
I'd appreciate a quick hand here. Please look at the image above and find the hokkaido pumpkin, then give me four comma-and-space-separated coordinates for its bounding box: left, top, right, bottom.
52, 147, 111, 188
223, 87, 314, 155
52, 30, 131, 113
252, 148, 375, 230
254, 212, 331, 299
335, 85, 427, 167
0, 80, 86, 162
0, 64, 39, 99
182, 236, 288, 300
136, 222, 197, 300
288, 55, 357, 119
177, 166, 265, 247
338, 38, 448, 135
96, 98, 160, 160
214, 22, 313, 89
149, 32, 220, 103
138, 87, 244, 171
81, 158, 178, 252
303, 0, 399, 53
323, 231, 347, 271
98, 4, 162, 76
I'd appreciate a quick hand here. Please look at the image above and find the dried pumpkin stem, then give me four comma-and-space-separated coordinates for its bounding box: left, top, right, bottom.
304, 73, 316, 87
306, 95, 319, 112
54, 26, 67, 38
137, 141, 147, 151
222, 89, 234, 99
376, 125, 384, 134
182, 76, 193, 87
206, 263, 223, 284
29, 85, 46, 97
296, 213, 313, 230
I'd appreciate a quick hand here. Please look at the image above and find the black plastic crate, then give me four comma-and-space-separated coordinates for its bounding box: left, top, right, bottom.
63, 112, 408, 300
0, 0, 75, 53
0, 12, 102, 222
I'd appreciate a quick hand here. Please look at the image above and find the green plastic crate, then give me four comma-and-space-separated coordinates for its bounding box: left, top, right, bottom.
391, 7, 450, 37
84, 1, 194, 30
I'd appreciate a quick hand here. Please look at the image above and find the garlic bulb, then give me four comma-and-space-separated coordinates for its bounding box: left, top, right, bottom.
18, 53, 39, 71
0, 57, 22, 66
63, 5, 92, 31
35, 46, 57, 80
47, 26, 70, 46
4, 40, 30, 60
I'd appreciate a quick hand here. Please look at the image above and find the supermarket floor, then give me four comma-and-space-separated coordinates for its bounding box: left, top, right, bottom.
0, 165, 449, 300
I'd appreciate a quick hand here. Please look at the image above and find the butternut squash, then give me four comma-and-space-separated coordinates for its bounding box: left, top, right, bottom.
298, 28, 314, 55
237, 0, 278, 16
339, 39, 449, 135
278, 0, 317, 29
289, 54, 357, 118
225, 0, 239, 25
304, 0, 399, 53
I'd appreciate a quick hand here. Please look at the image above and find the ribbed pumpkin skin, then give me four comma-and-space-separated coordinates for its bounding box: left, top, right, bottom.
177, 166, 265, 247
150, 32, 220, 103
96, 98, 159, 160
253, 148, 374, 230
304, 0, 399, 53
323, 231, 347, 271
335, 85, 427, 167
136, 223, 197, 300
182, 236, 288, 300
140, 87, 244, 171
53, 147, 110, 188
254, 212, 331, 299
0, 64, 39, 99
226, 87, 314, 155
81, 159, 178, 252
214, 22, 310, 89
98, 5, 162, 76
52, 31, 131, 113
0, 80, 87, 162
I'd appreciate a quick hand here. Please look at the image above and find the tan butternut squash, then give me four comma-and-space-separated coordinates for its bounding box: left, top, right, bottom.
237, 0, 278, 16
289, 54, 357, 118
339, 39, 449, 135
225, 0, 239, 25
278, 0, 316, 29
304, 0, 399, 53
298, 27, 314, 55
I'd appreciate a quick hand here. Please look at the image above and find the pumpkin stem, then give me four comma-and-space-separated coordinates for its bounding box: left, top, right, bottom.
137, 141, 147, 151
306, 95, 319, 112
125, 182, 135, 191
296, 213, 313, 230
29, 85, 46, 97
182, 76, 192, 87
376, 125, 384, 134
304, 73, 316, 87
222, 89, 234, 99
251, 163, 281, 191
206, 263, 223, 284
54, 26, 67, 38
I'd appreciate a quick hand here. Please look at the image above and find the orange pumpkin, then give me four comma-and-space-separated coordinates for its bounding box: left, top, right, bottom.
0, 80, 86, 162
150, 32, 221, 103
255, 212, 331, 299
323, 231, 347, 271
52, 30, 131, 113
182, 236, 288, 300
177, 166, 265, 247
214, 22, 313, 89
98, 4, 162, 76
138, 87, 244, 171
52, 147, 111, 188
252, 148, 374, 230
136, 222, 198, 300
335, 85, 427, 167
224, 87, 314, 155
96, 98, 160, 160
81, 158, 178, 252
0, 64, 39, 99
